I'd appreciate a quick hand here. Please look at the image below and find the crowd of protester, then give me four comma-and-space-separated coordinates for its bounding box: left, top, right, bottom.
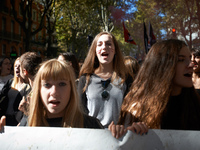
1, 32, 200, 141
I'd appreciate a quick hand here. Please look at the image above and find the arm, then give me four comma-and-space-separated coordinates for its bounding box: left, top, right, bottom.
78, 75, 89, 114
0, 79, 13, 117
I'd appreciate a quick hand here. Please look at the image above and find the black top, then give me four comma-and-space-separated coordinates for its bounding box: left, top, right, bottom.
20, 114, 104, 129
161, 94, 183, 129
46, 117, 63, 127
161, 88, 200, 130
0, 79, 31, 126
46, 115, 104, 129
195, 89, 200, 95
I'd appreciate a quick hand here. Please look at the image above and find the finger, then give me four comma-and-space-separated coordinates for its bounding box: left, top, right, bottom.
127, 123, 141, 134
127, 122, 137, 133
118, 125, 127, 139
18, 103, 24, 112
116, 125, 121, 139
135, 122, 148, 135
111, 124, 116, 138
138, 123, 147, 135
128, 122, 148, 135
108, 121, 114, 131
0, 116, 6, 132
140, 122, 148, 134
27, 96, 30, 104
1, 116, 6, 126
18, 99, 25, 108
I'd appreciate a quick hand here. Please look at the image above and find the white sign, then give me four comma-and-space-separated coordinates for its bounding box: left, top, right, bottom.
0, 126, 200, 150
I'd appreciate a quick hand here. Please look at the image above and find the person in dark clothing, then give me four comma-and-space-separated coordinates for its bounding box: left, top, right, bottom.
0, 58, 30, 126
17, 52, 42, 126
119, 39, 200, 130
191, 48, 200, 95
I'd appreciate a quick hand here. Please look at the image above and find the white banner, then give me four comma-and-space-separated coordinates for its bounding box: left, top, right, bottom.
0, 126, 200, 150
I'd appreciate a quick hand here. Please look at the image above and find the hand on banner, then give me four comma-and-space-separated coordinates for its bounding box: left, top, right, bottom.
0, 116, 6, 133
108, 121, 127, 139
108, 121, 148, 139
127, 122, 148, 135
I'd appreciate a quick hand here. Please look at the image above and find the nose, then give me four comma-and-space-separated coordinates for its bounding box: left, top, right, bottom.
191, 55, 195, 62
102, 42, 106, 49
50, 85, 57, 96
188, 60, 194, 68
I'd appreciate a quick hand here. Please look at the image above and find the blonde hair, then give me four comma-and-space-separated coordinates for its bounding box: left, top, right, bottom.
11, 57, 20, 89
28, 59, 84, 127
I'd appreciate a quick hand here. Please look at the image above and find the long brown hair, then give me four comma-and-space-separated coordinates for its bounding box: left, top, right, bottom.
119, 39, 188, 128
79, 31, 128, 91
124, 56, 140, 81
28, 59, 84, 127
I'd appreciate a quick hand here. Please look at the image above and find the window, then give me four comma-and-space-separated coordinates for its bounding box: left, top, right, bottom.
2, 44, 6, 56
2, 17, 6, 32
38, 14, 42, 22
32, 24, 37, 41
19, 5, 22, 16
19, 26, 21, 36
38, 31, 42, 42
32, 9, 37, 21
11, 20, 14, 38
19, 47, 22, 56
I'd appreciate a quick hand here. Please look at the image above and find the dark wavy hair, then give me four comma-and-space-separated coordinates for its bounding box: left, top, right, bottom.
191, 48, 200, 56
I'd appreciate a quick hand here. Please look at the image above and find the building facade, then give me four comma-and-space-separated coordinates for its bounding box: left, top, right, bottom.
0, 0, 53, 59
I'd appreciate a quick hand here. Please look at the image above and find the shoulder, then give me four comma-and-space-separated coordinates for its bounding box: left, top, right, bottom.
7, 78, 13, 86
79, 74, 87, 81
6, 75, 14, 81
78, 74, 87, 87
83, 114, 104, 129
